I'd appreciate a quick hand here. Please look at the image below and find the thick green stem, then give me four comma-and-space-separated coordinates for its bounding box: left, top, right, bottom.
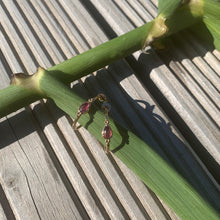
0, 85, 41, 117
0, 0, 203, 118
48, 22, 153, 83
0, 22, 152, 118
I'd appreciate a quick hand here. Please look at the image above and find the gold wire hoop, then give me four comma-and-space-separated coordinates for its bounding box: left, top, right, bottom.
72, 94, 113, 153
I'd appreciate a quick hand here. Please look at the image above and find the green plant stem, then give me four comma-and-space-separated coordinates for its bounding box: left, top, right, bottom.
0, 0, 204, 118
0, 85, 41, 117
48, 22, 153, 83
0, 22, 151, 118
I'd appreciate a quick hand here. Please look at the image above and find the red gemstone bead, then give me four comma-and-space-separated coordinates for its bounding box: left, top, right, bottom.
102, 125, 113, 139
79, 102, 90, 114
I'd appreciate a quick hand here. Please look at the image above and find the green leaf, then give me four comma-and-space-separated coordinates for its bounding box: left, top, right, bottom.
203, 18, 220, 50
37, 70, 220, 220
158, 0, 182, 17
202, 0, 220, 50
188, 0, 220, 51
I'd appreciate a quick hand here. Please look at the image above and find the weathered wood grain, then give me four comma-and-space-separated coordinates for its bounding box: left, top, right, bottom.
0, 205, 7, 220
0, 114, 85, 220
0, 187, 9, 220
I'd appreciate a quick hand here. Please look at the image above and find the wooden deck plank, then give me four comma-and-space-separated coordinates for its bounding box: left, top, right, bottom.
75, 131, 149, 220
59, 0, 108, 47
167, 58, 220, 126
169, 34, 220, 102
213, 50, 220, 61
0, 116, 50, 220
42, 0, 89, 54
2, 0, 63, 68
157, 37, 220, 122
126, 0, 155, 21
148, 60, 220, 159
19, 0, 77, 60
88, 0, 135, 35
0, 30, 23, 75
112, 0, 147, 26
0, 3, 37, 73
0, 205, 7, 220
0, 184, 12, 220
0, 110, 88, 220
138, 0, 158, 18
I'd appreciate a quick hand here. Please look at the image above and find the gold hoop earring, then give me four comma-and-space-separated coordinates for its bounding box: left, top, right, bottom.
73, 94, 113, 153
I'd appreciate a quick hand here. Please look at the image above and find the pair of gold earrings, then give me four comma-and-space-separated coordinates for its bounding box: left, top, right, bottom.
72, 94, 113, 153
